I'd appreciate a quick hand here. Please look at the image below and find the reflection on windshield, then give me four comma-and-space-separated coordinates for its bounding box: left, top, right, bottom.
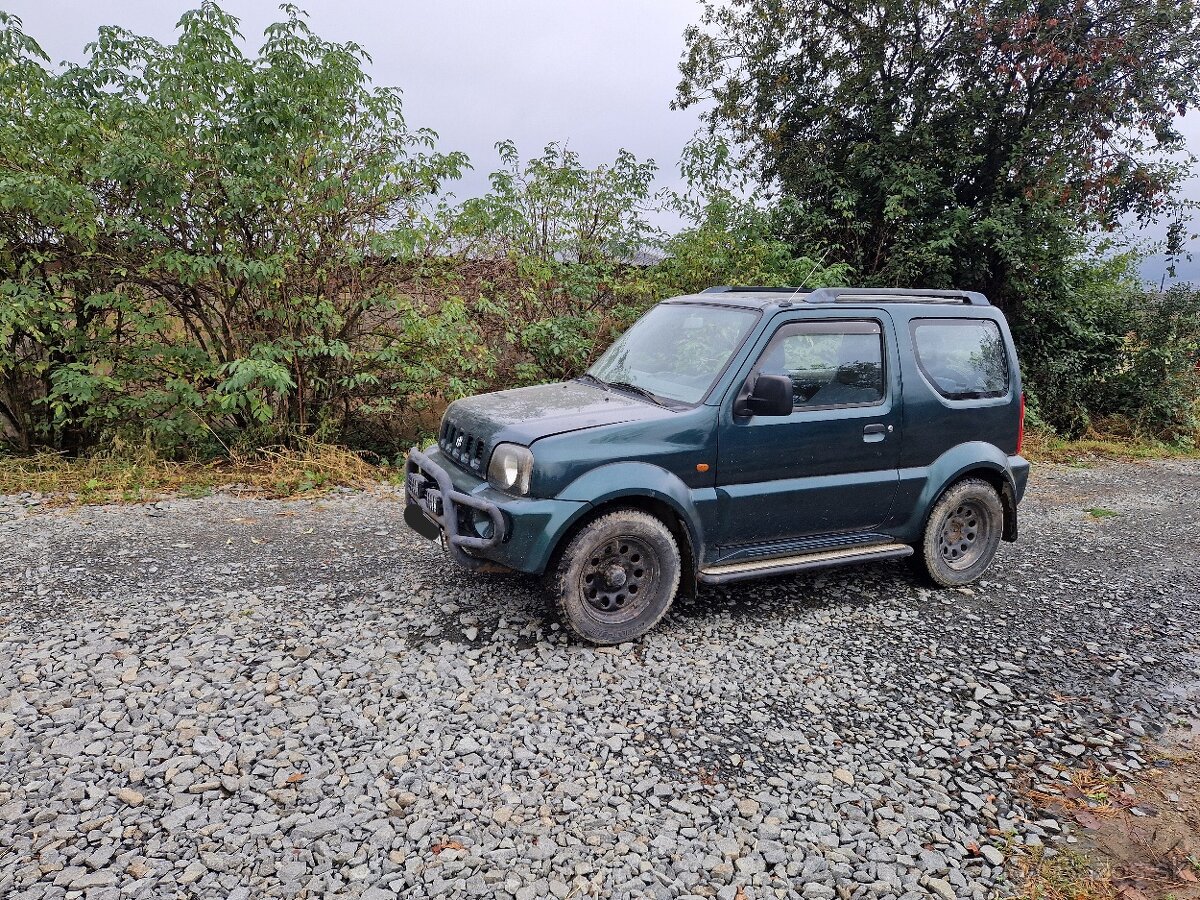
588, 304, 759, 405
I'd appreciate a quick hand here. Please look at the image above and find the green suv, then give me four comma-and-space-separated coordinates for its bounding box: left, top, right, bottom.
405, 286, 1029, 644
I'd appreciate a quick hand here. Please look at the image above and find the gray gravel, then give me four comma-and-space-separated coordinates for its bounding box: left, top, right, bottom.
2, 460, 1198, 900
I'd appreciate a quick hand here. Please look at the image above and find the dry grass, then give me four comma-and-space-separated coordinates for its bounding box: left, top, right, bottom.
1015, 730, 1200, 900
1025, 764, 1127, 819
0, 440, 389, 505
5, 423, 1197, 505
1022, 426, 1200, 465
1015, 848, 1119, 900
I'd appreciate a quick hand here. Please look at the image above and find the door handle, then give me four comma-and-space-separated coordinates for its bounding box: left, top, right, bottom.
863, 423, 890, 443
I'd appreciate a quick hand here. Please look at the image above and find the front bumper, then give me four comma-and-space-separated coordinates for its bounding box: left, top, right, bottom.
405, 446, 509, 571
404, 446, 587, 575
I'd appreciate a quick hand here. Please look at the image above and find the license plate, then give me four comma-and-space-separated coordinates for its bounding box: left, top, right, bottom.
404, 501, 442, 542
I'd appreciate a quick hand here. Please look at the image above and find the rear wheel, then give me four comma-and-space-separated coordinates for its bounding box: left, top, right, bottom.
915, 478, 1004, 587
549, 510, 680, 645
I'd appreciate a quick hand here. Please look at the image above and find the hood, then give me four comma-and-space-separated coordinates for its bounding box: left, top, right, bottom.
436, 380, 669, 474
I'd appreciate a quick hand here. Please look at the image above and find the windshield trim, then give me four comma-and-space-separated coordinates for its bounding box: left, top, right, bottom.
587, 301, 763, 410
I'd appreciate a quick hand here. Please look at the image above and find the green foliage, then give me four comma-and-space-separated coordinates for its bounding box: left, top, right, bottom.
1016, 252, 1200, 440
0, 4, 466, 452
1107, 284, 1200, 440
646, 139, 851, 298
0, 2, 1194, 457
675, 0, 1200, 442
676, 0, 1200, 308
1014, 252, 1141, 434
0, 2, 846, 457
444, 138, 850, 391
459, 140, 661, 268
449, 141, 662, 387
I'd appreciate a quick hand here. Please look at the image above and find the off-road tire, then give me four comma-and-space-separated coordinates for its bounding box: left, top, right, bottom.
549, 510, 681, 645
914, 478, 1005, 588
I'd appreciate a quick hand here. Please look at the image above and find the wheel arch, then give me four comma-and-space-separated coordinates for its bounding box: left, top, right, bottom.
925, 464, 1017, 543
896, 442, 1019, 544
546, 491, 700, 600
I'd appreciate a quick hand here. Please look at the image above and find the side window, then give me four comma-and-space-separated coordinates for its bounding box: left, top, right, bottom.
911, 319, 1010, 400
756, 320, 885, 409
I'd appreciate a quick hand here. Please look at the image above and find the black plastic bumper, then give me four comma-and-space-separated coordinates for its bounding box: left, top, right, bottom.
405, 446, 509, 571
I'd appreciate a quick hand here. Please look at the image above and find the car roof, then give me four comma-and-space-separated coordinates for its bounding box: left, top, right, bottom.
662, 286, 991, 311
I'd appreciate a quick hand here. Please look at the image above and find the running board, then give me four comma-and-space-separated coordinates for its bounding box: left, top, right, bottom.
697, 542, 913, 585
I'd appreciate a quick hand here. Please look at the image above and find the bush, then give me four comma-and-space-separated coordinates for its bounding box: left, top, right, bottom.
0, 4, 1195, 460
1012, 253, 1139, 435
0, 4, 466, 453
430, 138, 850, 401
1108, 285, 1200, 441
1013, 253, 1200, 442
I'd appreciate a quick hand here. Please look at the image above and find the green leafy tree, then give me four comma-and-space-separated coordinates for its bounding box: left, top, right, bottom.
674, 0, 1200, 308
647, 138, 851, 297
451, 142, 664, 385
0, 3, 931, 456
0, 3, 466, 451
459, 140, 661, 268
1109, 285, 1200, 440
1016, 250, 1140, 433
1019, 252, 1200, 438
449, 139, 850, 387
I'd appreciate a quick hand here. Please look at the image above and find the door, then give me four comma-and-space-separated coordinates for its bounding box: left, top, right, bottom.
714, 314, 902, 554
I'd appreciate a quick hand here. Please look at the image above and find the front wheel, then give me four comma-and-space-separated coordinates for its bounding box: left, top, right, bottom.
914, 478, 1004, 587
548, 510, 681, 645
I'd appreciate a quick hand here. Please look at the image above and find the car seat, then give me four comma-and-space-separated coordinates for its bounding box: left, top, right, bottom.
809, 334, 882, 406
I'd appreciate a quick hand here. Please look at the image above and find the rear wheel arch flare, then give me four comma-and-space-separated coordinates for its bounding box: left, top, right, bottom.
929, 466, 1016, 542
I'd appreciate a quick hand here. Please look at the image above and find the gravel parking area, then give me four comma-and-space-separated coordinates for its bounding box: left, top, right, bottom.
2, 460, 1199, 900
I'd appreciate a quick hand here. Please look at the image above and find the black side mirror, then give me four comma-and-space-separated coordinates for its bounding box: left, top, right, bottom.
743, 373, 793, 416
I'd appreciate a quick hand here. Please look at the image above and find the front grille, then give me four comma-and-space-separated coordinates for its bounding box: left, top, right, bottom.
439, 420, 487, 474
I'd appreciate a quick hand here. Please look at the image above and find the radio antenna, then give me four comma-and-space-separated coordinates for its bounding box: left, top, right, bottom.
791, 246, 831, 298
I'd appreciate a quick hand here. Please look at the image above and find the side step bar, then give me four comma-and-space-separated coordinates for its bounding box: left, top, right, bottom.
697, 542, 913, 585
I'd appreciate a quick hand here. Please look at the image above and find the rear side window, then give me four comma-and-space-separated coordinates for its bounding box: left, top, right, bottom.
911, 319, 1009, 400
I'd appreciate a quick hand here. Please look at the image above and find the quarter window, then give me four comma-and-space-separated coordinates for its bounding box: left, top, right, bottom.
912, 319, 1009, 400
755, 320, 885, 409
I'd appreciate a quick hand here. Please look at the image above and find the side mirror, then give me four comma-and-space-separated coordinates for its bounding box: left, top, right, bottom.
743, 373, 793, 417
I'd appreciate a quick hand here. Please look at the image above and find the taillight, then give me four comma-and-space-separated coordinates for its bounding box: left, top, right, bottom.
1017, 393, 1026, 455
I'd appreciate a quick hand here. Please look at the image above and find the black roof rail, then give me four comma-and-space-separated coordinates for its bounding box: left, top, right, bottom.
808, 287, 989, 306
702, 286, 809, 294
702, 285, 990, 306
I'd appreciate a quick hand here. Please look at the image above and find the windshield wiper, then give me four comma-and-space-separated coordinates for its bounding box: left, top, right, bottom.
606, 380, 667, 407
576, 372, 608, 389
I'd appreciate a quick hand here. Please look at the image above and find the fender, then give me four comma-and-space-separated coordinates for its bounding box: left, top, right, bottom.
555, 461, 712, 565
892, 441, 1018, 543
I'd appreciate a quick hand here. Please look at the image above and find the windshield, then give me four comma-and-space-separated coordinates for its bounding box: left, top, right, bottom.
588, 303, 759, 405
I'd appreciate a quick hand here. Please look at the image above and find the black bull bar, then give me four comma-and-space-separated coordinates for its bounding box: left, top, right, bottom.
404, 446, 509, 571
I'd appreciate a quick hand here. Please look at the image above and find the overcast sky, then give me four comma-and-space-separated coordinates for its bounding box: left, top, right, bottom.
6, 0, 1198, 283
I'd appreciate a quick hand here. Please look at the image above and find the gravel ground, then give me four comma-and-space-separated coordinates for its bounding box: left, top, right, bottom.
1, 460, 1198, 900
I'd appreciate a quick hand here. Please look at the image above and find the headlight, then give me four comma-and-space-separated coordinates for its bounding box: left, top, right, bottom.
487, 443, 534, 496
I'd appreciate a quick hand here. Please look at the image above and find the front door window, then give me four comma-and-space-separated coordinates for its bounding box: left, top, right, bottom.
755, 320, 885, 409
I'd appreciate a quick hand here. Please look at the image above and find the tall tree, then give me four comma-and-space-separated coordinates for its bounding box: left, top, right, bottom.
674, 0, 1200, 306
